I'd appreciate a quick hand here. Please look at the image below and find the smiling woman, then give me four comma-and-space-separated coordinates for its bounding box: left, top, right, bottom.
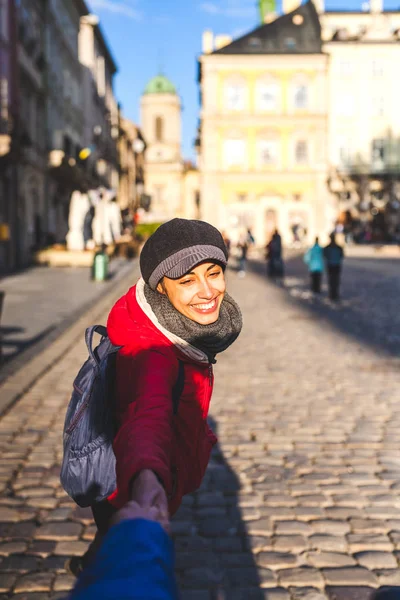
71, 218, 242, 576
139, 218, 242, 359
157, 263, 226, 324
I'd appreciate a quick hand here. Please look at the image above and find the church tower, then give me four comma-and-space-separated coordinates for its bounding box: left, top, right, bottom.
140, 74, 184, 220
259, 0, 276, 23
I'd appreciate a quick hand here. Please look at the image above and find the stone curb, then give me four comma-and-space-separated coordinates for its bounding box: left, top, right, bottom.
0, 261, 139, 418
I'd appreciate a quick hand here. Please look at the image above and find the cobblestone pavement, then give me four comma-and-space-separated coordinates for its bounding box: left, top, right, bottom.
1, 261, 400, 599
281, 253, 400, 356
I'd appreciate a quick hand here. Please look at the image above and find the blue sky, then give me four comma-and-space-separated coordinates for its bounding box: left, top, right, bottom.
87, 0, 400, 159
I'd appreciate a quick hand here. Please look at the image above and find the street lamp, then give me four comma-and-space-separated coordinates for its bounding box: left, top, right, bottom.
132, 138, 145, 154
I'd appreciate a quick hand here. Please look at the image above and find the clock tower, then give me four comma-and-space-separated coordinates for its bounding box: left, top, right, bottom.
140, 74, 184, 220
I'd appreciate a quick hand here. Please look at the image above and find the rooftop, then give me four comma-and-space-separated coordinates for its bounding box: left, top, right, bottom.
144, 74, 177, 95
212, 1, 322, 55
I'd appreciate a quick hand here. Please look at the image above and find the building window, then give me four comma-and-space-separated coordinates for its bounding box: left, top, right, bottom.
248, 37, 262, 49
0, 65, 8, 122
223, 138, 246, 168
225, 81, 246, 111
339, 60, 353, 76
372, 139, 385, 168
295, 140, 308, 164
337, 93, 355, 117
338, 137, 352, 167
0, 0, 8, 42
371, 96, 385, 117
285, 37, 297, 50
372, 60, 384, 76
258, 140, 278, 166
154, 185, 165, 206
293, 84, 308, 109
96, 56, 106, 98
256, 80, 279, 111
339, 146, 350, 166
155, 116, 163, 142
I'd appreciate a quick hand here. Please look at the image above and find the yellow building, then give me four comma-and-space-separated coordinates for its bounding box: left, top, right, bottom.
198, 0, 333, 247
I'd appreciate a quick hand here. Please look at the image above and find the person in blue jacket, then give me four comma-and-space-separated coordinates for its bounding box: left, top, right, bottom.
324, 232, 344, 301
304, 237, 324, 294
69, 501, 178, 600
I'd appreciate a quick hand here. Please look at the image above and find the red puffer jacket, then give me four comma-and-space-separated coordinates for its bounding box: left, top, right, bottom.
106, 279, 217, 516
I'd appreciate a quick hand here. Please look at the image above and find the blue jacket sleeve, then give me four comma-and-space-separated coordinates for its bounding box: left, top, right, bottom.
70, 519, 178, 600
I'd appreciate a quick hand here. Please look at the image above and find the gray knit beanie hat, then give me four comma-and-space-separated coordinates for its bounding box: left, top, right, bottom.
140, 218, 228, 290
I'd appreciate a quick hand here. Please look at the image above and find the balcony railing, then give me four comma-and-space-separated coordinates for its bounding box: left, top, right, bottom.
337, 161, 400, 177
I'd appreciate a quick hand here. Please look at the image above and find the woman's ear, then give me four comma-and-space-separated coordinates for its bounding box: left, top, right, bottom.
157, 281, 166, 295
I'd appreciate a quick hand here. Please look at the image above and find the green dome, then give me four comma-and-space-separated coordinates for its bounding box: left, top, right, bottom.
144, 74, 177, 95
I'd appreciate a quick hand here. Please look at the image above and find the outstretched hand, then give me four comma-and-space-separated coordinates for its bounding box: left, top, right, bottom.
129, 469, 170, 532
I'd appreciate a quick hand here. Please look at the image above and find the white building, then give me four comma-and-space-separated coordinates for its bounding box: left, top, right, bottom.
46, 0, 87, 245
140, 75, 185, 221
321, 0, 400, 240
79, 14, 119, 192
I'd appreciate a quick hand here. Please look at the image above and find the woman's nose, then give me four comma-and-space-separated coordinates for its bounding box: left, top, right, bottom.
198, 281, 213, 299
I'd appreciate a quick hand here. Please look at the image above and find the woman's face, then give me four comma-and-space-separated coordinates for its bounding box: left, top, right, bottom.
157, 261, 226, 325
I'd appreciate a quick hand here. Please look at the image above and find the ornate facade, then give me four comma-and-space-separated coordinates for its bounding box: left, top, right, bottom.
199, 0, 400, 246
322, 0, 400, 242
0, 0, 18, 270
0, 0, 121, 272
199, 1, 332, 247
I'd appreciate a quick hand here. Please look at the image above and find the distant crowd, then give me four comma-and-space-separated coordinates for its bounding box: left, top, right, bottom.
222, 229, 345, 302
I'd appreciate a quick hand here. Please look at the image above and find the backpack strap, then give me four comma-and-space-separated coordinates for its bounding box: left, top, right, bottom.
171, 360, 185, 416
85, 325, 108, 366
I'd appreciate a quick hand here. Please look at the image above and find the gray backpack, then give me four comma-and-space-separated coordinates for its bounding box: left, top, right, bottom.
60, 325, 184, 508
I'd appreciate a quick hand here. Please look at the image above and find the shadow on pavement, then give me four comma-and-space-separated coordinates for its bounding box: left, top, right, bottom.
249, 253, 400, 361
0, 326, 56, 365
172, 416, 282, 600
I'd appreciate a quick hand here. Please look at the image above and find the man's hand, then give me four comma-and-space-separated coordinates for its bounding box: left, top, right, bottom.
110, 500, 168, 531
129, 469, 170, 531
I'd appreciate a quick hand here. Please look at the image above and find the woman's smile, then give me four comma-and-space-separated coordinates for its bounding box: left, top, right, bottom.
190, 297, 219, 314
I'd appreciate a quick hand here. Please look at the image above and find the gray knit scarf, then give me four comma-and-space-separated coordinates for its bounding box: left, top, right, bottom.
144, 283, 242, 363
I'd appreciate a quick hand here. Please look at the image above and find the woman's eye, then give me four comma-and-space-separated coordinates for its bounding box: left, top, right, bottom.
180, 279, 192, 285
209, 271, 221, 277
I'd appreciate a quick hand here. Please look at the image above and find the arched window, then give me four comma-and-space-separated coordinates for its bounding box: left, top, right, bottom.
258, 140, 279, 166
292, 75, 309, 110
295, 140, 308, 164
155, 116, 163, 142
224, 76, 246, 111
294, 85, 308, 109
256, 131, 280, 168
223, 137, 246, 168
256, 77, 280, 111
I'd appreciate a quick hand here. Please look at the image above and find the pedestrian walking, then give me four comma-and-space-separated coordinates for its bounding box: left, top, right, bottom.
247, 228, 255, 245
70, 501, 178, 600
222, 231, 231, 257
304, 237, 324, 294
324, 232, 344, 301
266, 230, 284, 279
237, 238, 248, 277
69, 218, 242, 575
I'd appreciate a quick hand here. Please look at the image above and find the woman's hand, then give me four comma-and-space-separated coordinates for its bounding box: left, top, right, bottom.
129, 469, 170, 532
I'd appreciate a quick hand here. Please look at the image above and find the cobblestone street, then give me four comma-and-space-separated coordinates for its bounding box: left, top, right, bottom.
1, 258, 400, 599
